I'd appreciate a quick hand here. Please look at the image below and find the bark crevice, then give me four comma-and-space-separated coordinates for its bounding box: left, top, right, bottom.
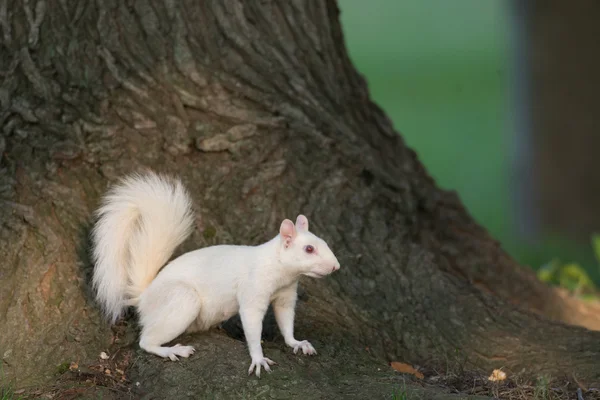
1, 0, 599, 389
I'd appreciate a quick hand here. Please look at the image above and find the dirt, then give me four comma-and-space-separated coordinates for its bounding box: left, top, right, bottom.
11, 323, 597, 400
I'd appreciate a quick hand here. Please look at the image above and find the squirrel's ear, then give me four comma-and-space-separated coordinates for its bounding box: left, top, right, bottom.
279, 219, 297, 248
295, 214, 309, 232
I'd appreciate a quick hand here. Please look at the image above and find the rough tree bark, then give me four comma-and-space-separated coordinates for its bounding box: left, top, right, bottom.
1, 0, 600, 394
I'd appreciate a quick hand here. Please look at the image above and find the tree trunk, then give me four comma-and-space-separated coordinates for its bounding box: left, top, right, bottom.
1, 0, 600, 392
512, 0, 600, 243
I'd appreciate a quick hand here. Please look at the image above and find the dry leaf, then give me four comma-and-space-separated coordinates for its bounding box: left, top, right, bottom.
99, 351, 109, 360
104, 368, 111, 375
488, 369, 507, 382
390, 361, 424, 379
69, 362, 79, 371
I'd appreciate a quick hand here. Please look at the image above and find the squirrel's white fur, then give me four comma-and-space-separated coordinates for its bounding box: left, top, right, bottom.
91, 171, 340, 377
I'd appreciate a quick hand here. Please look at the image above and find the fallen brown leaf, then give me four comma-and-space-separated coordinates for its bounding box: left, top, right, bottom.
390, 361, 424, 379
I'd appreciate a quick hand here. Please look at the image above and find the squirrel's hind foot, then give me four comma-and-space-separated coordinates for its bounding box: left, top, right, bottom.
143, 343, 196, 361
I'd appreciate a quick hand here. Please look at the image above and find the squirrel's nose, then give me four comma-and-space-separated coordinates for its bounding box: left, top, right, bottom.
332, 264, 340, 272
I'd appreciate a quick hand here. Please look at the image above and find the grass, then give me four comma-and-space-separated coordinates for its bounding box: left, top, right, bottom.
0, 366, 22, 400
0, 385, 23, 400
391, 381, 409, 400
338, 0, 600, 286
533, 375, 550, 400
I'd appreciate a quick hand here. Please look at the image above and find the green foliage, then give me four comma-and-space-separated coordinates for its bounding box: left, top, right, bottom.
592, 234, 600, 264
391, 383, 409, 400
537, 235, 600, 299
0, 366, 21, 400
1, 388, 14, 400
533, 375, 550, 400
0, 379, 21, 400
56, 362, 70, 375
0, 388, 22, 400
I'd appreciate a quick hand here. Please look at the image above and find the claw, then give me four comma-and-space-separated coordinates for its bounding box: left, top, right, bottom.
248, 357, 277, 377
265, 357, 276, 365
292, 340, 317, 356
164, 344, 195, 361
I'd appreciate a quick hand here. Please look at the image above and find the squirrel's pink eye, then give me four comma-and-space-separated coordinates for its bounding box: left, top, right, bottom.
304, 245, 315, 254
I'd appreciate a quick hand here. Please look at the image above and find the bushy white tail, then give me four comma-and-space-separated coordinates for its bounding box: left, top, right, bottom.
91, 171, 195, 323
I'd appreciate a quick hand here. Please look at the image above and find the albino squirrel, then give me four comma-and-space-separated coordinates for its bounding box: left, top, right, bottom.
91, 171, 340, 377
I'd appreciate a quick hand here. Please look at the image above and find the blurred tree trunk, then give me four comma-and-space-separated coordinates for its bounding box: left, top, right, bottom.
1, 0, 600, 390
512, 0, 600, 243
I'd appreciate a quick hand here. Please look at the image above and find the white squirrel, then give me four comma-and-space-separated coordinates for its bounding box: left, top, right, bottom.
91, 171, 340, 377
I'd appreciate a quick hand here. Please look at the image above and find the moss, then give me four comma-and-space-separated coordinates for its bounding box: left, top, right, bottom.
203, 226, 217, 240
55, 363, 70, 375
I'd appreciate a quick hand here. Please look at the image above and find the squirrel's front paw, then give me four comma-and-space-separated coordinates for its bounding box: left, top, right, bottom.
290, 339, 317, 355
248, 356, 276, 378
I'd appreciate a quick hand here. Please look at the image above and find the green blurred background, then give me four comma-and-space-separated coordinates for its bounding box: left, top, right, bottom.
338, 0, 600, 286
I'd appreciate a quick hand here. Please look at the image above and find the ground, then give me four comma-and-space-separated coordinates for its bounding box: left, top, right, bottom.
4, 319, 597, 400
